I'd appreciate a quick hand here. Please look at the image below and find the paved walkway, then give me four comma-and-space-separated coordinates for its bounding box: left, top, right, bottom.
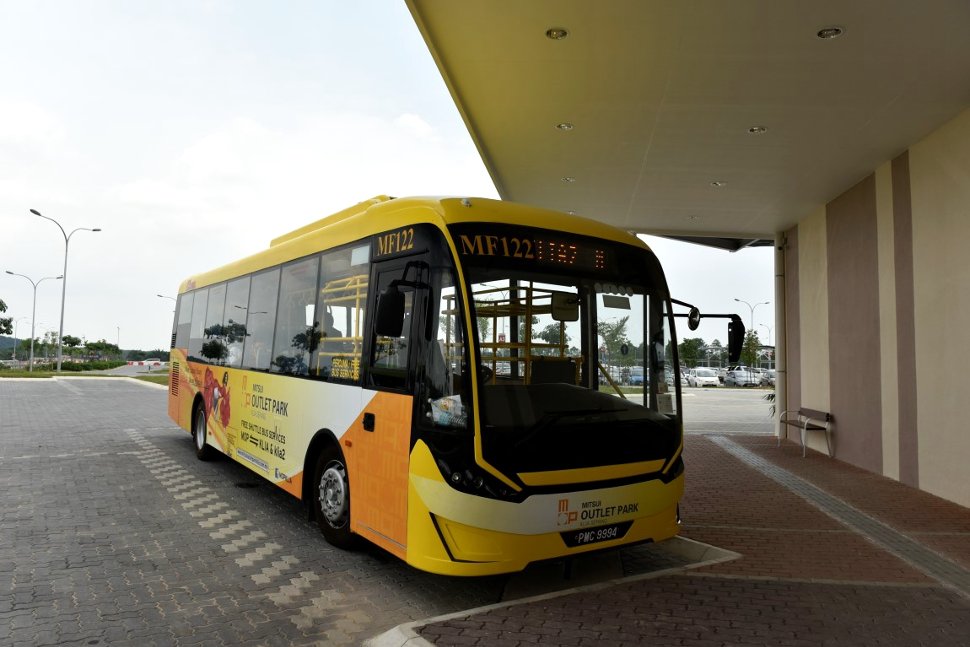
399, 435, 970, 646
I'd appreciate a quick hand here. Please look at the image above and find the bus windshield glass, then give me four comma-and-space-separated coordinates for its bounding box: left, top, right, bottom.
451, 224, 681, 478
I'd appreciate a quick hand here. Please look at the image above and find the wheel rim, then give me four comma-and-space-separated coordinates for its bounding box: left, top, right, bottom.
194, 411, 205, 450
318, 462, 348, 528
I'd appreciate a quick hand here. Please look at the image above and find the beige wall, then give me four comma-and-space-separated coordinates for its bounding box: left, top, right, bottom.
787, 107, 970, 508
909, 108, 970, 507
875, 162, 900, 480
796, 208, 830, 456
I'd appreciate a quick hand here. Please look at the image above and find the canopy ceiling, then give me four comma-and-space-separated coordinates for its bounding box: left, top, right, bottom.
406, 0, 970, 246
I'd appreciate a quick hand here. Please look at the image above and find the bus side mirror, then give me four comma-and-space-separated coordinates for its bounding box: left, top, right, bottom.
687, 307, 701, 331
728, 315, 745, 364
376, 284, 405, 337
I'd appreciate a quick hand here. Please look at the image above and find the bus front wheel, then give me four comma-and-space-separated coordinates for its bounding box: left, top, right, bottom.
312, 447, 357, 549
192, 402, 216, 461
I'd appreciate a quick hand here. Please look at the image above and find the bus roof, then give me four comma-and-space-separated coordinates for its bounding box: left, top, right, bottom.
178, 196, 653, 293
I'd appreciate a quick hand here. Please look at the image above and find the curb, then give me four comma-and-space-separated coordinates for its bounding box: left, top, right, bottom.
364, 536, 740, 647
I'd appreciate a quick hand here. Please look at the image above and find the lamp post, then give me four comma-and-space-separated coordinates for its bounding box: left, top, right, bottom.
759, 323, 773, 346
158, 294, 176, 315
11, 316, 30, 361
5, 271, 62, 372
734, 298, 770, 331
31, 208, 101, 372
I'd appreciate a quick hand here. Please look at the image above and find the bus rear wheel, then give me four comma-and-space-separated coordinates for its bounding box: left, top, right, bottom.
192, 402, 216, 461
313, 447, 357, 549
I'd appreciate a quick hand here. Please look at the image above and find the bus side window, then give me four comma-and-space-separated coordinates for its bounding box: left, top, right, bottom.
222, 276, 251, 368
241, 268, 280, 371
314, 245, 369, 383
201, 283, 227, 364
371, 289, 414, 388
368, 265, 419, 390
270, 256, 320, 376
174, 292, 194, 349
187, 288, 209, 362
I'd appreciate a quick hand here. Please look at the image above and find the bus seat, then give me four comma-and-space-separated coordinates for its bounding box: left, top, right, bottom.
530, 357, 577, 385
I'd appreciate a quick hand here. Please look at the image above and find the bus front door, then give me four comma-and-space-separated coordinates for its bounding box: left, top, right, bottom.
348, 258, 425, 559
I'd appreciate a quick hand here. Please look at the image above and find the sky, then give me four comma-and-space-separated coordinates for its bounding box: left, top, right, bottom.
0, 1, 773, 353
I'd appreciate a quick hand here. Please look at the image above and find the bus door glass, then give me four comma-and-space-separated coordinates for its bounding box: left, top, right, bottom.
352, 255, 430, 551
368, 258, 427, 390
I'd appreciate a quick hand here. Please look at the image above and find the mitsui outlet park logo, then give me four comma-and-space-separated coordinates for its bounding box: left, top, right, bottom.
557, 498, 640, 527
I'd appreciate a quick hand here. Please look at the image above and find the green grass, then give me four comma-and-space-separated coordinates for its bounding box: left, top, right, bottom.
0, 370, 125, 379
135, 375, 170, 385
0, 370, 57, 378
0, 368, 171, 381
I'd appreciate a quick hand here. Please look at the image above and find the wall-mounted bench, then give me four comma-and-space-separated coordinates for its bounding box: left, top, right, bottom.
779, 408, 834, 457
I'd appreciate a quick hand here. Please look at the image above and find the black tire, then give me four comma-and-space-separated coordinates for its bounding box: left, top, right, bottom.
192, 401, 217, 461
312, 446, 358, 549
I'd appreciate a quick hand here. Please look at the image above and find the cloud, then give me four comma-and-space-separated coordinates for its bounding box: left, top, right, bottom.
393, 113, 435, 139
0, 100, 65, 146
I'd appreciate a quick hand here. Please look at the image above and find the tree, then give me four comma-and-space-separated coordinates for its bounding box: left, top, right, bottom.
741, 330, 761, 367
0, 298, 11, 336
62, 335, 82, 359
201, 320, 249, 365
678, 337, 706, 368
201, 339, 229, 363
598, 316, 634, 366
477, 317, 491, 340
706, 339, 725, 366
86, 339, 121, 360
126, 348, 171, 361
535, 323, 570, 356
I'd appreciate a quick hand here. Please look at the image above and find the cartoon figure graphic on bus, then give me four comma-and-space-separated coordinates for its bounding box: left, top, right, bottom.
218, 371, 231, 427
202, 368, 231, 428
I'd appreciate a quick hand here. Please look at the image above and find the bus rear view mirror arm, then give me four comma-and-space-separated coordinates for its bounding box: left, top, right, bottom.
670, 298, 746, 364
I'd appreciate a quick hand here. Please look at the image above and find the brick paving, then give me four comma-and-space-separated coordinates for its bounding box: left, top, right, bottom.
3, 379, 969, 646
414, 434, 970, 646
0, 378, 507, 646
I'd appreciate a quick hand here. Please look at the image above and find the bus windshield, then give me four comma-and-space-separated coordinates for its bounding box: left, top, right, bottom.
451, 225, 681, 480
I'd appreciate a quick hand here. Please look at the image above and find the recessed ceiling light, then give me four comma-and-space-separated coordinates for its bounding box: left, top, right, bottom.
546, 28, 569, 40
561, 176, 576, 183
710, 181, 726, 187
748, 126, 767, 134
556, 122, 574, 131
816, 26, 844, 39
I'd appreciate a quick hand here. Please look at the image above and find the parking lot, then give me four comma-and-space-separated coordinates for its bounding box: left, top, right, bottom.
0, 377, 773, 646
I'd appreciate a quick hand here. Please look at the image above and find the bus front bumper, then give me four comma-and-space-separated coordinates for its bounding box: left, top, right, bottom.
405, 442, 684, 576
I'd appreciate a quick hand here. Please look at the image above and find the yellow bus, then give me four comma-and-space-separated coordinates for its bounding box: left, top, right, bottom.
167, 195, 739, 576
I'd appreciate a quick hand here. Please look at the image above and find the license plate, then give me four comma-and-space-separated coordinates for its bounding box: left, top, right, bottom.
561, 521, 632, 548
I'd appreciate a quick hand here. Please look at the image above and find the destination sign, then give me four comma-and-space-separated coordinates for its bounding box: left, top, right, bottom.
454, 229, 609, 272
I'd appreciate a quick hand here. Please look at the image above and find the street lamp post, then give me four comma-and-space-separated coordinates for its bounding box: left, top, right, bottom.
158, 294, 176, 314
11, 316, 30, 361
31, 209, 102, 372
5, 271, 63, 372
759, 323, 773, 346
734, 298, 770, 331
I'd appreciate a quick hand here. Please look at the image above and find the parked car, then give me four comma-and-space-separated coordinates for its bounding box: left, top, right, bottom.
762, 369, 776, 386
724, 365, 760, 387
687, 367, 719, 387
